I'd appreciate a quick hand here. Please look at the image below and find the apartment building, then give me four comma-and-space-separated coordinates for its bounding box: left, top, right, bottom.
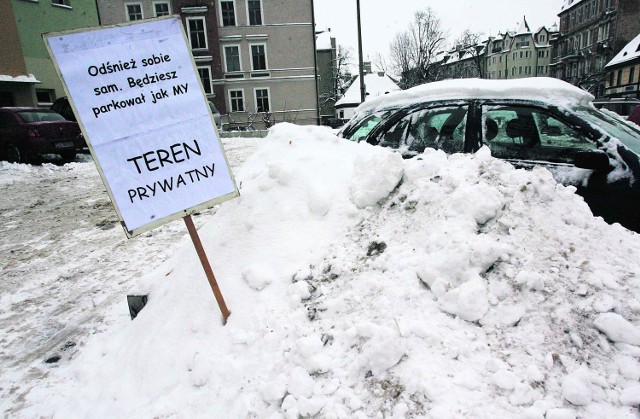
0, 0, 100, 107
604, 33, 640, 98
550, 0, 640, 96
98, 0, 319, 128
485, 20, 556, 80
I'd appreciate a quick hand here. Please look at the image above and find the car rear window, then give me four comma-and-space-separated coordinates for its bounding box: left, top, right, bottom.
17, 111, 66, 123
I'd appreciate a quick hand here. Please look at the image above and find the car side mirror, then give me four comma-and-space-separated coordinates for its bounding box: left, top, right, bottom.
574, 150, 610, 171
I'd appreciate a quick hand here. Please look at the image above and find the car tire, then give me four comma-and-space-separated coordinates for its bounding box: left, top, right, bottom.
59, 150, 76, 161
6, 144, 24, 164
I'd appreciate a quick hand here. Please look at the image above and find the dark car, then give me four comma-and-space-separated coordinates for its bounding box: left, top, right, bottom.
51, 96, 76, 122
0, 107, 82, 163
339, 78, 640, 232
629, 105, 640, 127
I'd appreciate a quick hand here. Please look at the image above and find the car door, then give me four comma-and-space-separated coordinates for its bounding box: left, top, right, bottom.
481, 103, 639, 230
372, 104, 470, 158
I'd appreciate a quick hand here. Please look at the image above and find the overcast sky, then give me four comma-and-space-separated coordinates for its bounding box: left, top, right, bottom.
314, 0, 564, 68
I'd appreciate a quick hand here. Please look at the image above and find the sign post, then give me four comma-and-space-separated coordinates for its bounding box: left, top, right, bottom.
44, 18, 238, 323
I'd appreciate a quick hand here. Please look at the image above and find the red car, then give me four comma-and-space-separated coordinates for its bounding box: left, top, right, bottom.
0, 107, 82, 163
629, 105, 640, 127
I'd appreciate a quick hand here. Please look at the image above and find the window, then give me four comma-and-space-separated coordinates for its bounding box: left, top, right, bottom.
153, 1, 170, 17
630, 67, 635, 84
378, 105, 469, 155
483, 105, 594, 164
224, 46, 241, 72
187, 17, 207, 50
125, 3, 143, 20
251, 44, 267, 71
247, 0, 262, 25
52, 0, 71, 6
229, 89, 245, 112
220, 0, 236, 26
36, 89, 55, 106
254, 88, 270, 113
197, 66, 212, 94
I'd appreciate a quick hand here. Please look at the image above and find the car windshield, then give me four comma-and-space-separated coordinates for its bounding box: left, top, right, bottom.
571, 105, 640, 155
342, 110, 391, 142
17, 111, 66, 123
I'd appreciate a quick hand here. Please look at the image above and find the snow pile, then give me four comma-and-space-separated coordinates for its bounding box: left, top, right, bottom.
19, 124, 640, 418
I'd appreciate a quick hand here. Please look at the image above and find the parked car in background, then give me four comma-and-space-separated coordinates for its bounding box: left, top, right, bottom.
339, 78, 640, 232
628, 105, 640, 127
0, 107, 82, 163
208, 101, 222, 129
592, 97, 640, 118
50, 96, 76, 122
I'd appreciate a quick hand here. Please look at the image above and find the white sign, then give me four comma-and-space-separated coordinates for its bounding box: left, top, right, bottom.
45, 18, 238, 237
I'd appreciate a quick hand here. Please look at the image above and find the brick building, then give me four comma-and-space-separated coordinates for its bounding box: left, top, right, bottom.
550, 0, 640, 97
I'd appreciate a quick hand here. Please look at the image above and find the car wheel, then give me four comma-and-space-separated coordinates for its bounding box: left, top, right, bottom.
59, 150, 76, 161
6, 144, 24, 163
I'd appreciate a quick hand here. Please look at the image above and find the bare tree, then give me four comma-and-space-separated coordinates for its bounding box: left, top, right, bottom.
319, 44, 354, 109
453, 29, 486, 78
389, 8, 448, 89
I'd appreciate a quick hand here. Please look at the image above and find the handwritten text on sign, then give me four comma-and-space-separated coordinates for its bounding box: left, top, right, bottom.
45, 18, 238, 236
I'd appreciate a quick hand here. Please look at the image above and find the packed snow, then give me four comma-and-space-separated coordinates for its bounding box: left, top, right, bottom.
2, 124, 640, 418
357, 77, 595, 115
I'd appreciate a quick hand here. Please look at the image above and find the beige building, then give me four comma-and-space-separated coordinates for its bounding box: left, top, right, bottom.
485, 20, 556, 80
97, 0, 319, 129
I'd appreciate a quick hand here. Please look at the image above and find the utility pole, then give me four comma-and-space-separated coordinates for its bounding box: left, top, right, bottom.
357, 0, 366, 103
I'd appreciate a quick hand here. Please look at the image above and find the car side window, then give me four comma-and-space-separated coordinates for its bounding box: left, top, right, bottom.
483, 105, 594, 164
379, 105, 468, 154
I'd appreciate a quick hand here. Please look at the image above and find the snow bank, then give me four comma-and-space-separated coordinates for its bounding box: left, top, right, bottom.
20, 124, 640, 418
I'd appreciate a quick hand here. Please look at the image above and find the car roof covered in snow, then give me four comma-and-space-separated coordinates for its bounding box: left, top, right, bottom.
355, 77, 595, 115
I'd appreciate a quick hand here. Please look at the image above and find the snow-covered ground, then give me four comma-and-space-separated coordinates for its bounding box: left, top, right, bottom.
2, 125, 640, 418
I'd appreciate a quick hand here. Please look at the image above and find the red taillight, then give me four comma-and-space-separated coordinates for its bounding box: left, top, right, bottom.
27, 128, 39, 138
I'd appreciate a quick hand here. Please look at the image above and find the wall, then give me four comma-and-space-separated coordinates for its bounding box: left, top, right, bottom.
12, 0, 100, 104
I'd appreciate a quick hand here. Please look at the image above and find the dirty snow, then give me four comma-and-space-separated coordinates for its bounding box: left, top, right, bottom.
2, 124, 640, 418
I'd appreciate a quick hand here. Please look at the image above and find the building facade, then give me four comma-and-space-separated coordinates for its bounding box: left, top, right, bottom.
0, 0, 100, 107
98, 0, 319, 129
604, 33, 640, 98
316, 30, 338, 125
485, 21, 556, 80
551, 0, 640, 97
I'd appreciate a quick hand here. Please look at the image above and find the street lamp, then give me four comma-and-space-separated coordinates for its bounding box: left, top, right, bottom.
357, 0, 366, 103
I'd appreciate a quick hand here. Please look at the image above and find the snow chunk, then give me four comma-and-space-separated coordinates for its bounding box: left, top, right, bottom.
438, 276, 490, 322
350, 149, 403, 208
287, 366, 315, 398
561, 369, 592, 406
620, 385, 640, 406
594, 313, 640, 346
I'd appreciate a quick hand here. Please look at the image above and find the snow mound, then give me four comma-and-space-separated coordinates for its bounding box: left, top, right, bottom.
21, 124, 640, 418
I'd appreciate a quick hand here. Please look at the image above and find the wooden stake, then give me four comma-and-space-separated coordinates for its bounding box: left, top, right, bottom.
183, 214, 230, 324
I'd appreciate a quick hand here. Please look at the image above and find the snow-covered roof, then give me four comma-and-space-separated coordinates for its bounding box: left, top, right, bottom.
316, 31, 333, 51
560, 0, 585, 12
357, 77, 594, 114
606, 32, 640, 68
0, 74, 40, 83
516, 18, 531, 35
335, 72, 400, 108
